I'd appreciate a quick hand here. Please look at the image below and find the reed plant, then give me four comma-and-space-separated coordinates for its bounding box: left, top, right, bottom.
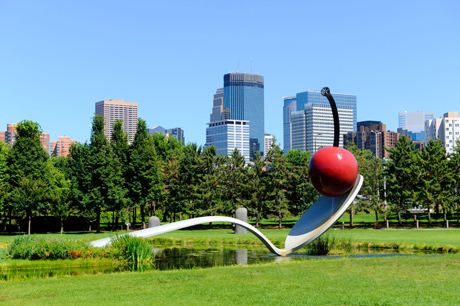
110, 235, 153, 264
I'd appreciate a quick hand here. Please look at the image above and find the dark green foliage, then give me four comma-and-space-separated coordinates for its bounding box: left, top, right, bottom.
417, 139, 452, 224
384, 136, 419, 225
128, 119, 161, 227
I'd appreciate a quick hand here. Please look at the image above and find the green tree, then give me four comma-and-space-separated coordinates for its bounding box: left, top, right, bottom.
384, 136, 419, 226
450, 139, 460, 227
128, 119, 162, 228
87, 115, 112, 232
285, 149, 318, 217
0, 142, 11, 230
46, 159, 72, 234
192, 146, 219, 218
68, 142, 93, 229
220, 148, 247, 216
417, 139, 451, 225
265, 140, 290, 228
6, 120, 49, 234
243, 152, 269, 228
108, 119, 129, 228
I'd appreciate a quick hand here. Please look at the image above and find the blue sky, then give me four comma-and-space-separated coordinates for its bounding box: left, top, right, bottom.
1, 0, 459, 147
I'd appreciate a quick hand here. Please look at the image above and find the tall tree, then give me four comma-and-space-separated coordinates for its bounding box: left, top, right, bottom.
417, 139, 452, 225
46, 159, 72, 234
285, 149, 318, 217
384, 136, 419, 226
87, 115, 112, 232
109, 119, 130, 227
0, 142, 11, 230
265, 140, 290, 228
128, 119, 162, 228
220, 148, 247, 216
192, 146, 219, 217
449, 139, 460, 227
243, 152, 270, 228
6, 120, 49, 234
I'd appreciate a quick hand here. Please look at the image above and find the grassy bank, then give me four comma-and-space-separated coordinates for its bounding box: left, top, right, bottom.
1, 255, 460, 305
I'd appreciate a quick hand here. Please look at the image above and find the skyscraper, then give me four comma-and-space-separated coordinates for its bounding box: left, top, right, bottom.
283, 96, 296, 152
223, 73, 264, 158
148, 126, 185, 143
290, 90, 356, 154
398, 111, 435, 142
95, 99, 138, 144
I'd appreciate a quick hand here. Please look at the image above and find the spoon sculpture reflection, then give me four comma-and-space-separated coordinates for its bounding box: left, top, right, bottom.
89, 174, 362, 256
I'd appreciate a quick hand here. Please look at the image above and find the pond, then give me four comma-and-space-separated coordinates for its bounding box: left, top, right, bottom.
0, 247, 436, 282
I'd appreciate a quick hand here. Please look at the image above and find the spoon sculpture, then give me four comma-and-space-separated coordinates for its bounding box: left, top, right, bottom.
90, 87, 363, 256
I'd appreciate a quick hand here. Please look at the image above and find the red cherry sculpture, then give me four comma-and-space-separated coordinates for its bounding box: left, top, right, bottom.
309, 146, 358, 198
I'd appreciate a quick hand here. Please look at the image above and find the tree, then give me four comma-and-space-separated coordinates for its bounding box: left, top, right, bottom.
128, 119, 162, 228
346, 143, 383, 226
243, 152, 269, 228
417, 139, 452, 225
285, 149, 318, 217
384, 136, 419, 226
108, 119, 130, 228
87, 115, 112, 232
449, 139, 460, 227
6, 120, 49, 234
265, 140, 290, 228
46, 159, 72, 234
219, 148, 247, 216
0, 142, 11, 230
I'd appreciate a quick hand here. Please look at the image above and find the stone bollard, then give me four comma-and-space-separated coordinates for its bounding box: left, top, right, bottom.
342, 221, 345, 230
148, 216, 160, 228
235, 208, 247, 234
416, 220, 419, 229
446, 220, 449, 229
386, 220, 389, 229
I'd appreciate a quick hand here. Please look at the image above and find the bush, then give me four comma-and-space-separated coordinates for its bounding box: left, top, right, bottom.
304, 234, 335, 255
7, 235, 86, 260
110, 235, 153, 264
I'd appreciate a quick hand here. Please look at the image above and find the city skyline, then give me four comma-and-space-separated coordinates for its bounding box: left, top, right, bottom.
1, 1, 459, 148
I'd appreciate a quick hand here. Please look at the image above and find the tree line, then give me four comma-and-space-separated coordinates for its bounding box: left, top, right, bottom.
1, 117, 459, 234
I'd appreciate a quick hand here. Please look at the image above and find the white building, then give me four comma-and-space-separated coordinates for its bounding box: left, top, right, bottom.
264, 133, 274, 154
291, 102, 354, 154
205, 120, 250, 163
425, 112, 460, 155
399, 111, 435, 142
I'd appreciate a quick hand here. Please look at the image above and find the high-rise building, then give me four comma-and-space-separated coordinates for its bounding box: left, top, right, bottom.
51, 136, 79, 157
296, 91, 357, 132
290, 91, 355, 154
0, 123, 52, 155
206, 119, 250, 163
398, 111, 435, 142
283, 96, 296, 152
148, 126, 185, 143
210, 88, 229, 122
425, 112, 460, 155
223, 73, 264, 158
264, 133, 274, 154
95, 99, 138, 144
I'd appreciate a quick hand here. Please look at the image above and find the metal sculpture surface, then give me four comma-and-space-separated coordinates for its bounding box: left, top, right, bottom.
90, 87, 363, 256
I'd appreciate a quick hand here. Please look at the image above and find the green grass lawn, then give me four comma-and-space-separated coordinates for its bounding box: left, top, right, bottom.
1, 254, 460, 305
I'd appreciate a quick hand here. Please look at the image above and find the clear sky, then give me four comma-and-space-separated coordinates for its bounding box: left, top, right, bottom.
1, 0, 459, 147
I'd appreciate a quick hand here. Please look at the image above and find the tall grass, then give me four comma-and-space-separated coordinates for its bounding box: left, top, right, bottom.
7, 235, 84, 260
110, 235, 153, 264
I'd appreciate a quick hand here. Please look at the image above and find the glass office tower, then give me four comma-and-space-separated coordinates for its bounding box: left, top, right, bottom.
283, 96, 297, 152
224, 73, 264, 158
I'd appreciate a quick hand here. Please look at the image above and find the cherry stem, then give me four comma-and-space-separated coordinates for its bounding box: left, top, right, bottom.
321, 87, 339, 147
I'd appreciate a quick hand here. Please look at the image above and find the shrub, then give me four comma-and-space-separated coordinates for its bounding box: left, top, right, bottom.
7, 235, 86, 260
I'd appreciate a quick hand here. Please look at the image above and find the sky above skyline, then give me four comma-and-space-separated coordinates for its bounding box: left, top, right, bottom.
1, 0, 459, 147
